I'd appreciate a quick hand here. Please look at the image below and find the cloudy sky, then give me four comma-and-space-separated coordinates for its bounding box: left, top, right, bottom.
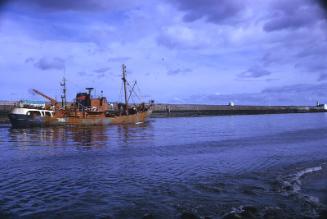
0, 0, 327, 105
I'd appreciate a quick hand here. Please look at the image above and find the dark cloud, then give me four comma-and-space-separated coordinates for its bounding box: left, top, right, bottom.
12, 0, 140, 11
238, 66, 271, 78
167, 68, 192, 75
171, 0, 325, 30
263, 12, 317, 32
32, 0, 106, 11
0, 0, 9, 9
318, 0, 327, 15
263, 0, 325, 32
170, 0, 245, 24
34, 57, 65, 71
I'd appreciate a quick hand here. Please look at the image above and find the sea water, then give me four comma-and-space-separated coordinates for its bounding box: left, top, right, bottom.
0, 113, 326, 218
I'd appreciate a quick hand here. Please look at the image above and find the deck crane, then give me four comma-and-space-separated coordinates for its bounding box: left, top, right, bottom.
32, 89, 58, 107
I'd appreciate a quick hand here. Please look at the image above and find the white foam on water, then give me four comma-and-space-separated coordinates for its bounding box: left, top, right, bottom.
289, 166, 322, 193
230, 205, 245, 214
279, 165, 325, 217
280, 166, 322, 194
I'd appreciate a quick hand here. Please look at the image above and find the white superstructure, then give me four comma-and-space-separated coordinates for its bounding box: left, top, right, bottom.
10, 107, 54, 117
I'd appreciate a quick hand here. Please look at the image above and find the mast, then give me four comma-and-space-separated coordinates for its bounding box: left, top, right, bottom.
122, 64, 128, 115
60, 77, 67, 108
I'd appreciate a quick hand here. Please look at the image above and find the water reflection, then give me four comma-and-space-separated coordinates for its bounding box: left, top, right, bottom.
8, 121, 154, 148
8, 127, 68, 147
113, 122, 154, 146
70, 126, 109, 147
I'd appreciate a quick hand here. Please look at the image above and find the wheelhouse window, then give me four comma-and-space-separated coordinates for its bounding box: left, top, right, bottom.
27, 111, 41, 116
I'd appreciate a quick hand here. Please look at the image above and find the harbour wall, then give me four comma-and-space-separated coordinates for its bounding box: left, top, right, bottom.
151, 103, 326, 117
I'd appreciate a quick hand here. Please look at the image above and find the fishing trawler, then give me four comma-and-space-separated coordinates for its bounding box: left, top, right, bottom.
8, 65, 153, 128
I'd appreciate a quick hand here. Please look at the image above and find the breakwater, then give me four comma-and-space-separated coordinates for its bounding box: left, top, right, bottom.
152, 103, 327, 117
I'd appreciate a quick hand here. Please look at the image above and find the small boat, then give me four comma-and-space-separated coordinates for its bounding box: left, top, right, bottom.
9, 65, 153, 128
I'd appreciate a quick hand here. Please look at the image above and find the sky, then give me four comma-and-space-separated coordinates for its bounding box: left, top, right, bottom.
0, 0, 327, 105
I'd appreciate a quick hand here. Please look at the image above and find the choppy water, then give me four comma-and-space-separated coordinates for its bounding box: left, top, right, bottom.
0, 113, 327, 219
